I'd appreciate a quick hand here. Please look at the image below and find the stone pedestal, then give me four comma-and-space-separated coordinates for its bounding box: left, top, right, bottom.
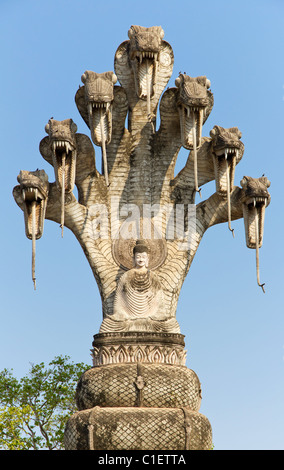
91, 332, 187, 366
64, 333, 212, 450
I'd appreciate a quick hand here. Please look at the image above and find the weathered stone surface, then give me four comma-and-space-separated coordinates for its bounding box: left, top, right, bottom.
64, 406, 212, 451
175, 74, 213, 150
13, 23, 271, 312
91, 332, 186, 366
76, 363, 201, 410
100, 240, 181, 333
13, 170, 49, 289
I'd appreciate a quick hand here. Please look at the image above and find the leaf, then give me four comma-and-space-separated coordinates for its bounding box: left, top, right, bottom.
0, 355, 90, 450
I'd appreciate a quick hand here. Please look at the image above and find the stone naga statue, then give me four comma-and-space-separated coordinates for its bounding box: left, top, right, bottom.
13, 23, 272, 452
13, 24, 271, 324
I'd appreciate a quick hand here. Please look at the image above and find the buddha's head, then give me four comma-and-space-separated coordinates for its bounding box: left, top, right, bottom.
133, 240, 149, 269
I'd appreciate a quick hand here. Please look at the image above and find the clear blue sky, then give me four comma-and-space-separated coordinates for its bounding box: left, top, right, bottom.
0, 0, 283, 450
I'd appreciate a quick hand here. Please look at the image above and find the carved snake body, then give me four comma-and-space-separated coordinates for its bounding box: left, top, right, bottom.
13, 24, 271, 302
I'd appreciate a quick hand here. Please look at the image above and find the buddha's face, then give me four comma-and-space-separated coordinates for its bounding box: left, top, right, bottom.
134, 251, 149, 269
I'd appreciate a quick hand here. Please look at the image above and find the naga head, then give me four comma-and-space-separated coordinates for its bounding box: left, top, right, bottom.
128, 25, 164, 101
80, 70, 117, 147
16, 169, 49, 289
17, 169, 49, 240
240, 176, 271, 292
44, 118, 78, 192
44, 118, 78, 236
175, 74, 212, 149
240, 176, 271, 249
210, 126, 243, 196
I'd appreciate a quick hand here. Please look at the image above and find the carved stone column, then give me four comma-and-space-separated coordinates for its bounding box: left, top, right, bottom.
64, 332, 212, 450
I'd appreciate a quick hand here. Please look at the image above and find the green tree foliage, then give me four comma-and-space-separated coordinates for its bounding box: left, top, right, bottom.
0, 355, 90, 450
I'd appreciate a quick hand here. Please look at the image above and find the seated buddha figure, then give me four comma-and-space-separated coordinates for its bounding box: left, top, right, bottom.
99, 240, 180, 333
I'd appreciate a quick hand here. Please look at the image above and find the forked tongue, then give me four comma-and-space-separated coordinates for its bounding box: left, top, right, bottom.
225, 149, 234, 237
254, 201, 265, 293
100, 108, 109, 187
60, 152, 66, 237
146, 59, 154, 131
192, 111, 201, 198
31, 201, 36, 290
